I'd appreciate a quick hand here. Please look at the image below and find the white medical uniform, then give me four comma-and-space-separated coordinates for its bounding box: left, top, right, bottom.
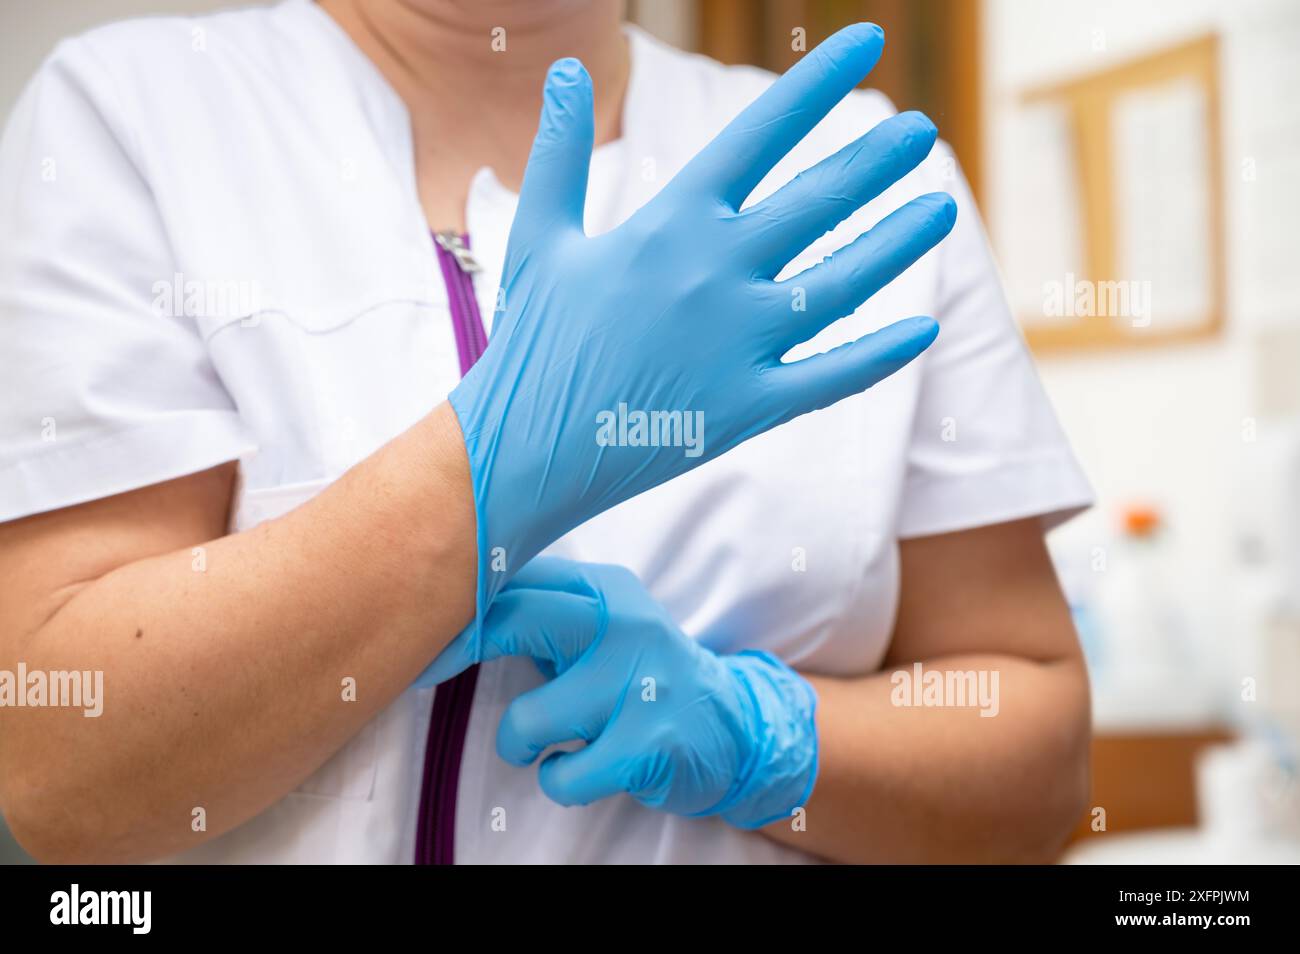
0, 0, 1093, 863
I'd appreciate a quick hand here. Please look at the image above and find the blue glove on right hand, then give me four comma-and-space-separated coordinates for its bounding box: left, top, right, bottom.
450, 23, 956, 639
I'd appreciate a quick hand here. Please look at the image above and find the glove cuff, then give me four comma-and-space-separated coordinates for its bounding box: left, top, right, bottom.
713, 650, 819, 830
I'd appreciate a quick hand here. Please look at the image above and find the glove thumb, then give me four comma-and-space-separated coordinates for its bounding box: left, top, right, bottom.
513, 57, 594, 242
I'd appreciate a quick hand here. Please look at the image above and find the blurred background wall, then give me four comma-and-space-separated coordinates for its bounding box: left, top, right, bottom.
977, 0, 1300, 862
3, 0, 1297, 864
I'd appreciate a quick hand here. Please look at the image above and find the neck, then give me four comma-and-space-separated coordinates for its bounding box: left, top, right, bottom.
319, 0, 629, 229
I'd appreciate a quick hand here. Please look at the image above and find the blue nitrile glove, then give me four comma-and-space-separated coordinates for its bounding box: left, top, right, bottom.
449, 23, 956, 646
420, 558, 818, 829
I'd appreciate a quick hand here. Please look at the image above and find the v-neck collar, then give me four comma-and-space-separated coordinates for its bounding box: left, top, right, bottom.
286, 0, 654, 219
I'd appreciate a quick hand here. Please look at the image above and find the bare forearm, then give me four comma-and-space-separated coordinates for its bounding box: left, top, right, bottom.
0, 404, 475, 862
762, 654, 1090, 863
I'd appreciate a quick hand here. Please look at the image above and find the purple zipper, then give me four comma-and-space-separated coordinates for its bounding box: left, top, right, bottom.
415, 231, 489, 865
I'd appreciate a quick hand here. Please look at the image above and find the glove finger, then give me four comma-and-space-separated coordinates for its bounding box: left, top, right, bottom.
673, 23, 885, 209
763, 315, 939, 427
741, 111, 938, 277
536, 734, 631, 807
506, 555, 598, 595
496, 673, 611, 766
414, 587, 601, 688
512, 58, 594, 244
772, 192, 956, 348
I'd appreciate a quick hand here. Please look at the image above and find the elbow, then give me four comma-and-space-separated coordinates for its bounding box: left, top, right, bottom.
967, 745, 1088, 866
1, 762, 141, 864
2, 771, 64, 863
1013, 736, 1091, 864
1005, 682, 1092, 864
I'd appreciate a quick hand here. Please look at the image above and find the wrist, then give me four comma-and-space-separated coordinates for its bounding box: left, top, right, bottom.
715, 650, 819, 830
413, 402, 478, 598
446, 384, 575, 609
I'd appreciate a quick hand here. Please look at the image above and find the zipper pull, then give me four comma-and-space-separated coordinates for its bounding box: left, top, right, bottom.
434, 231, 482, 273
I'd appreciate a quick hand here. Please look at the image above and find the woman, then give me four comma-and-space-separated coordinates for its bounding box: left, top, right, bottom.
0, 0, 1092, 863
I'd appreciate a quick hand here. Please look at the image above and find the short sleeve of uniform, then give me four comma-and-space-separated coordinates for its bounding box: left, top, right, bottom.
0, 38, 256, 522
896, 154, 1093, 538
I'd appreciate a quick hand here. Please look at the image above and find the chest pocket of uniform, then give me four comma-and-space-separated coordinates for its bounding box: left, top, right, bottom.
205, 294, 463, 489
230, 475, 380, 802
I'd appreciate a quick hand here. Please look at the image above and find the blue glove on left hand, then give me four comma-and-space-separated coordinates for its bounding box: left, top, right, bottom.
420, 557, 818, 829
449, 23, 955, 635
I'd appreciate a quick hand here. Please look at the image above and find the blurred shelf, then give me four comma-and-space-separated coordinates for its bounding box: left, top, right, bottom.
1067, 726, 1234, 850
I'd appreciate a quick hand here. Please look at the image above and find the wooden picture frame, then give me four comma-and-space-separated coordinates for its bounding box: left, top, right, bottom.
1017, 35, 1224, 351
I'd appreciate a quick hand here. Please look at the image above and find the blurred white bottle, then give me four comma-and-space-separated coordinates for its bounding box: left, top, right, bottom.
1093, 505, 1211, 726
